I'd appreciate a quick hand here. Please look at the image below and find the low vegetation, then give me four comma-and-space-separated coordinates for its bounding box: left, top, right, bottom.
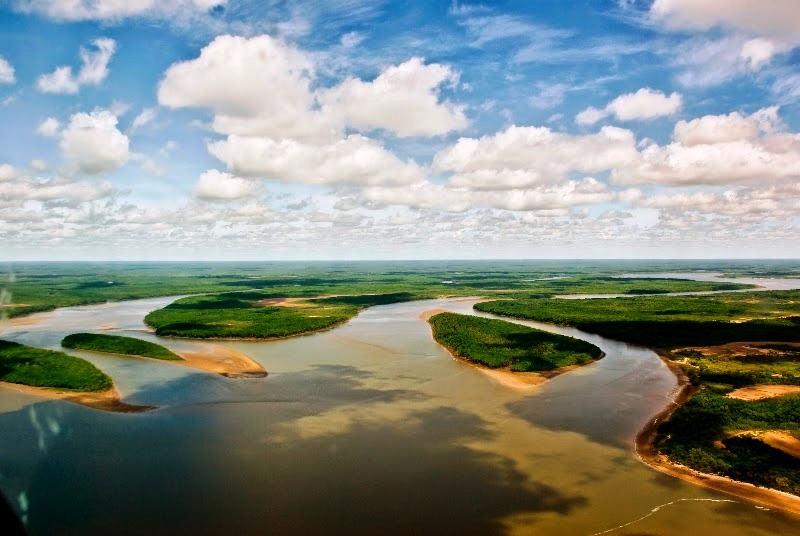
656, 388, 800, 496
144, 292, 422, 339
475, 291, 800, 348
428, 312, 602, 372
1, 261, 755, 319
0, 339, 112, 392
62, 333, 182, 360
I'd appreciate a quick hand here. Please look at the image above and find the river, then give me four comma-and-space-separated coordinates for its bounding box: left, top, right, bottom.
1, 276, 799, 535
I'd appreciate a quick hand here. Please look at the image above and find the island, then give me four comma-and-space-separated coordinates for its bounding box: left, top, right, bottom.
62, 333, 182, 360
427, 312, 603, 385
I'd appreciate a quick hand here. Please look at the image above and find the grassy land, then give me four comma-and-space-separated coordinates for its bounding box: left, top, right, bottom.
0, 261, 757, 320
475, 291, 800, 348
0, 340, 112, 392
428, 312, 602, 372
144, 292, 422, 339
62, 333, 182, 360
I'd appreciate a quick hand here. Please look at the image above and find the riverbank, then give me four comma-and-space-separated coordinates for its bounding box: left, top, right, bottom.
636, 353, 800, 516
0, 382, 155, 413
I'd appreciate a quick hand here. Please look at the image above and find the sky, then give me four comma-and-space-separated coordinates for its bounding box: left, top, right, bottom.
0, 0, 799, 260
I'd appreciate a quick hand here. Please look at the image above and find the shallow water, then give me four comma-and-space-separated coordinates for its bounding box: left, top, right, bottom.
0, 286, 799, 534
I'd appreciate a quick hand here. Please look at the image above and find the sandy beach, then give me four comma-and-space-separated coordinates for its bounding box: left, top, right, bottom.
173, 344, 267, 377
0, 382, 155, 413
636, 355, 800, 516
727, 384, 800, 401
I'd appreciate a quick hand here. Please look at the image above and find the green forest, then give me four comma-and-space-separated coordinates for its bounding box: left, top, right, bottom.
428, 312, 602, 372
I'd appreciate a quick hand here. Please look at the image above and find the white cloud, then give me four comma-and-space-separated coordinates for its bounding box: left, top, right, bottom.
30, 159, 48, 171
672, 107, 779, 146
160, 36, 467, 140
741, 38, 778, 70
0, 164, 18, 181
13, 0, 227, 21
358, 177, 614, 213
60, 108, 130, 174
0, 176, 114, 203
650, 0, 800, 42
575, 107, 607, 126
671, 36, 789, 88
193, 169, 261, 201
319, 57, 468, 137
140, 159, 165, 176
529, 83, 569, 109
576, 88, 682, 125
35, 117, 60, 137
36, 38, 116, 94
158, 35, 334, 142
612, 107, 800, 186
434, 125, 639, 189
129, 108, 156, 134
209, 134, 424, 186
0, 56, 15, 84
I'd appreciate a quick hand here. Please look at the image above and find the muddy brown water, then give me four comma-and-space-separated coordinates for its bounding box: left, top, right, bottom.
1, 278, 800, 534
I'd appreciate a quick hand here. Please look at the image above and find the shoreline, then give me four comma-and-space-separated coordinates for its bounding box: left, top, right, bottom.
635, 351, 800, 516
0, 382, 156, 413
67, 343, 267, 377
420, 308, 605, 392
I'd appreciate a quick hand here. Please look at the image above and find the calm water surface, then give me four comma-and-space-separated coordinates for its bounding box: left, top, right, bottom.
1, 280, 799, 535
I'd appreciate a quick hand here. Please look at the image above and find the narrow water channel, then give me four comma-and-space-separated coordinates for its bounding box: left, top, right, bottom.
0, 286, 798, 534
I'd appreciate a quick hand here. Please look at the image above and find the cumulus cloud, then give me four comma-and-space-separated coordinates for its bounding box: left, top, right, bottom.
193, 169, 261, 201
59, 108, 130, 174
158, 35, 333, 142
209, 135, 424, 186
0, 56, 15, 84
434, 125, 639, 189
576, 88, 682, 125
319, 57, 468, 137
161, 35, 466, 187
35, 117, 60, 137
612, 107, 800, 186
36, 38, 116, 94
13, 0, 227, 22
0, 164, 18, 181
650, 0, 800, 41
672, 107, 780, 145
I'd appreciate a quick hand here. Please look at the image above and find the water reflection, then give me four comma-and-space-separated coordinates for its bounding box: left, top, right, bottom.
0, 295, 799, 534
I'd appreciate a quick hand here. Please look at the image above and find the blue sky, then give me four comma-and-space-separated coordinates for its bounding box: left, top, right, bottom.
0, 0, 799, 260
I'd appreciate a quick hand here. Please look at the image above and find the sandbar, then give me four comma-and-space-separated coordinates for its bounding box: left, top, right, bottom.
727, 385, 800, 401
174, 344, 267, 377
0, 382, 155, 413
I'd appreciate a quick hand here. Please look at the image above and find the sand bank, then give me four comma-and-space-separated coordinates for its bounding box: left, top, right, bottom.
636, 356, 800, 516
174, 344, 267, 377
0, 382, 155, 413
727, 385, 800, 401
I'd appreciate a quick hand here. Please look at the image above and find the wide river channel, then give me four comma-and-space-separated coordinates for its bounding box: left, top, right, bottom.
1, 274, 800, 535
